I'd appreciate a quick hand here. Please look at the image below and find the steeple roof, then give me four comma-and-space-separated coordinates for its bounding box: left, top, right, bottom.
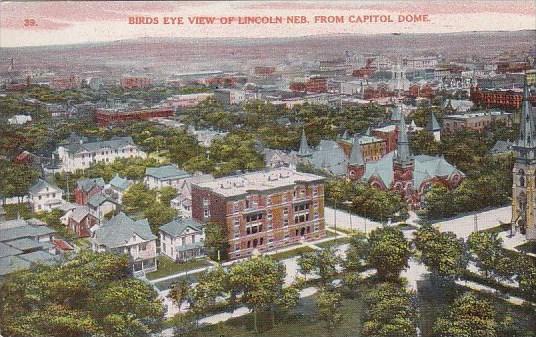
514, 78, 536, 154
349, 136, 365, 166
426, 111, 441, 131
297, 128, 312, 157
394, 112, 413, 166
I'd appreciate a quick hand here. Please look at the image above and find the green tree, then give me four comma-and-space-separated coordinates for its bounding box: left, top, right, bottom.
361, 282, 417, 337
297, 247, 342, 286
0, 252, 163, 337
122, 183, 157, 214
433, 292, 498, 337
367, 227, 411, 281
168, 278, 191, 311
316, 288, 343, 336
343, 232, 369, 272
158, 186, 177, 206
144, 203, 177, 234
414, 225, 467, 280
203, 222, 229, 262
228, 256, 286, 333
467, 232, 509, 280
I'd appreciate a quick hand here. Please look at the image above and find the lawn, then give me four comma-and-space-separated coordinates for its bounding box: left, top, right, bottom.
315, 237, 351, 249
146, 256, 212, 281
186, 290, 365, 337
268, 246, 316, 261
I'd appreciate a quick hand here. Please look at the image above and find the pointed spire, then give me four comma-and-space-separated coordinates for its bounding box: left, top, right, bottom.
349, 136, 365, 166
426, 111, 441, 131
515, 77, 536, 151
365, 127, 371, 136
394, 112, 413, 166
297, 128, 312, 157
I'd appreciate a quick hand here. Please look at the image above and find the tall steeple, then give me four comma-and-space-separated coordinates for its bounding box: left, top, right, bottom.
514, 78, 536, 163
297, 128, 312, 157
394, 112, 413, 167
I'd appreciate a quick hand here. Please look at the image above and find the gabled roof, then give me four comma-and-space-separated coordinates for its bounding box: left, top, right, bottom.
0, 255, 31, 276
66, 136, 136, 154
160, 218, 203, 237
19, 250, 60, 266
93, 212, 157, 248
76, 178, 105, 192
308, 140, 348, 176
70, 206, 93, 223
490, 140, 514, 155
0, 225, 56, 242
29, 179, 62, 195
0, 242, 23, 258
145, 165, 191, 180
109, 174, 130, 191
88, 193, 117, 208
4, 238, 44, 251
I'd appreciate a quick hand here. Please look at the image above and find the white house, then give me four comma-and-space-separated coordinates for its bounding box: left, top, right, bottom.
144, 165, 191, 190
91, 212, 157, 276
28, 179, 64, 212
170, 174, 214, 218
8, 115, 32, 125
87, 193, 119, 220
159, 218, 205, 262
57, 136, 146, 172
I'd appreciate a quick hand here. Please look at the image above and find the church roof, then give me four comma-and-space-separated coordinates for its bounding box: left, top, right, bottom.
514, 79, 536, 153
349, 136, 365, 166
426, 112, 441, 131
307, 140, 348, 176
297, 129, 313, 157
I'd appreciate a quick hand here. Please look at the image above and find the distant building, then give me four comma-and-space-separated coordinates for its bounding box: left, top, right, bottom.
57, 136, 146, 172
490, 140, 514, 156
7, 114, 32, 125
144, 165, 191, 190
191, 168, 326, 260
104, 174, 132, 203
162, 93, 214, 110
470, 86, 536, 110
95, 107, 173, 127
91, 212, 157, 276
29, 179, 64, 212
159, 218, 205, 262
50, 75, 80, 91
213, 89, 245, 105
442, 110, 512, 134
120, 76, 152, 89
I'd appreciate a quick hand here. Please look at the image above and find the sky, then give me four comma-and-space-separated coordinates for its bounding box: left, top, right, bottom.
1, 1, 535, 48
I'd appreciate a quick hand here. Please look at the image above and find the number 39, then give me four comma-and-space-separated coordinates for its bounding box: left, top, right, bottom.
24, 19, 37, 27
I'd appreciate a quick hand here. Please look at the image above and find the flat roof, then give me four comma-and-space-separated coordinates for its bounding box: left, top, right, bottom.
193, 168, 324, 198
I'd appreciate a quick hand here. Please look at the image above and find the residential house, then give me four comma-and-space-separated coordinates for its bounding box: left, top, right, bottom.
74, 177, 105, 204
104, 174, 131, 203
67, 206, 98, 238
91, 212, 157, 276
159, 218, 205, 262
87, 193, 119, 220
144, 165, 191, 190
28, 179, 64, 212
171, 174, 214, 218
0, 218, 59, 278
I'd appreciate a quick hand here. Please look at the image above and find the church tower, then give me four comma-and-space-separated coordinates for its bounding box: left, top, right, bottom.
512, 78, 536, 239
347, 135, 365, 181
393, 113, 415, 197
297, 128, 312, 158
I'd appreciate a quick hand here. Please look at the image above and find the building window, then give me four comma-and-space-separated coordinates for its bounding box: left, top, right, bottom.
284, 219, 289, 226
283, 207, 288, 215
204, 209, 210, 217
235, 244, 240, 251
267, 195, 272, 205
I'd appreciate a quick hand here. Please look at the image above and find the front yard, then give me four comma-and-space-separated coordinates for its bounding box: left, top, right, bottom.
145, 256, 212, 280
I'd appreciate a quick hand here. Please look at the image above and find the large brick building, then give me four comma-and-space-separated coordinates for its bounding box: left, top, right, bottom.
95, 107, 173, 126
470, 86, 536, 110
191, 168, 326, 259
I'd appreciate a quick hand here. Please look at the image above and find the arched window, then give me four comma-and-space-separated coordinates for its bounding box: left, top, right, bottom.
519, 169, 525, 187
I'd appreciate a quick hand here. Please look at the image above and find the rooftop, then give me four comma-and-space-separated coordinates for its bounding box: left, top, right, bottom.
193, 168, 325, 197
93, 212, 157, 249
160, 218, 203, 237
145, 165, 191, 180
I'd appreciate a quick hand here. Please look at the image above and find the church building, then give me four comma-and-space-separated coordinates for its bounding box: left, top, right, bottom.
512, 79, 536, 240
